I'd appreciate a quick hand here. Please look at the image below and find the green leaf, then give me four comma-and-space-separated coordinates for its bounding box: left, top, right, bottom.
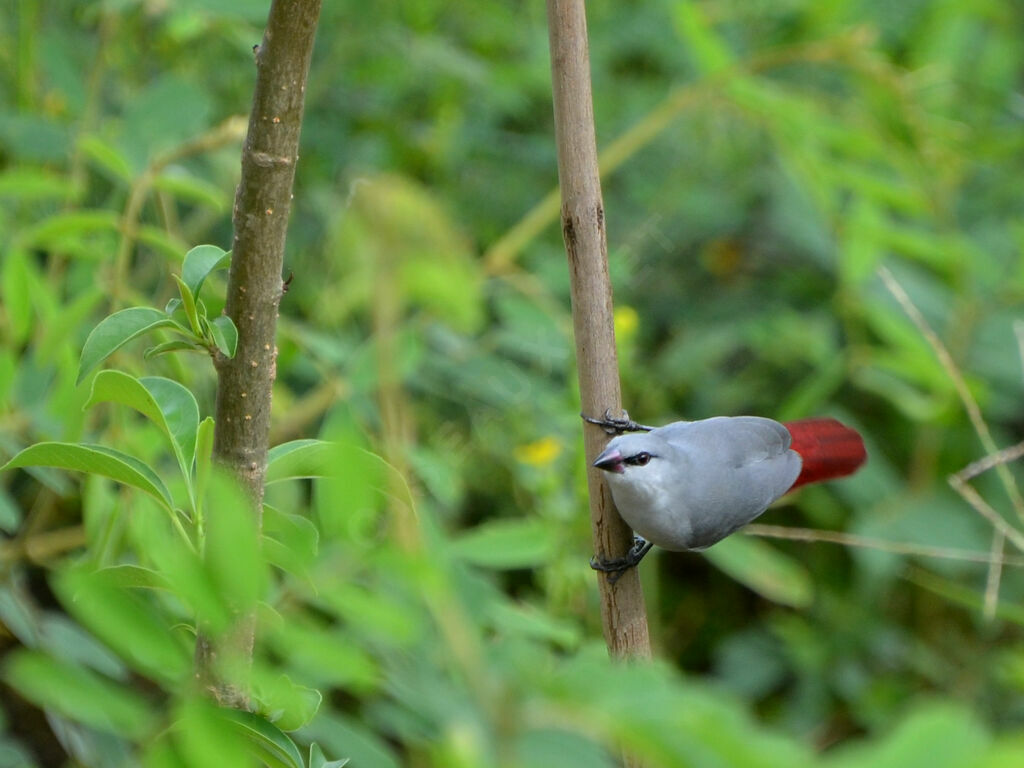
39, 614, 126, 680
154, 173, 227, 213
490, 601, 581, 650
204, 471, 266, 612
251, 670, 323, 731
77, 307, 178, 384
703, 535, 814, 608
827, 702, 988, 768
145, 339, 204, 359
451, 518, 555, 569
3, 650, 155, 737
301, 713, 398, 768
309, 742, 350, 768
85, 371, 200, 485
174, 698, 253, 768
209, 315, 238, 358
672, 2, 734, 73
263, 505, 319, 580
1, 442, 174, 512
20, 210, 121, 253
194, 417, 215, 509
93, 564, 172, 592
138, 225, 189, 262
0, 167, 78, 202
221, 709, 305, 768
266, 440, 336, 481
173, 274, 203, 336
2, 249, 34, 345
0, 585, 42, 646
267, 441, 400, 492
135, 509, 229, 632
0, 486, 22, 534
37, 288, 104, 364
182, 244, 230, 297
78, 135, 133, 183
55, 568, 191, 683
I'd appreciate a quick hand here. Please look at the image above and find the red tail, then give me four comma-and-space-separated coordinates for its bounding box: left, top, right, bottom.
784, 418, 866, 490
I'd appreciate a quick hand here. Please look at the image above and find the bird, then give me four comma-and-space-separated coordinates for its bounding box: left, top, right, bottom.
586, 414, 867, 581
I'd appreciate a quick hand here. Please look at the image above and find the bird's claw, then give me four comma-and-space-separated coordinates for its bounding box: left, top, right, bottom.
589, 536, 654, 584
581, 409, 655, 434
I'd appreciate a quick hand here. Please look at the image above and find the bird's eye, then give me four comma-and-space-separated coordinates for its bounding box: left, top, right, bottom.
630, 452, 652, 466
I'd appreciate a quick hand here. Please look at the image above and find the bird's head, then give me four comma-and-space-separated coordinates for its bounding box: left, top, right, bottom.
592, 433, 667, 477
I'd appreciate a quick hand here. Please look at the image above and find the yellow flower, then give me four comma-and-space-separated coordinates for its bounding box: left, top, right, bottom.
614, 305, 639, 340
514, 436, 562, 467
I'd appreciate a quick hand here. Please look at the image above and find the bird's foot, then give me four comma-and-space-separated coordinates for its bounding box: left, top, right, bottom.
589, 536, 654, 584
581, 409, 655, 435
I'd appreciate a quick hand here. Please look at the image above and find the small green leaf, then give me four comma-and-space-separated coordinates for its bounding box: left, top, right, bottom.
209, 315, 238, 358
154, 173, 227, 213
174, 698, 252, 767
194, 417, 215, 508
703, 535, 813, 608
205, 471, 266, 612
252, 671, 322, 731
55, 568, 191, 684
78, 135, 133, 183
3, 650, 155, 737
266, 440, 334, 480
263, 504, 318, 581
138, 225, 188, 261
828, 702, 988, 768
263, 505, 318, 564
266, 441, 402, 496
84, 371, 200, 485
182, 244, 230, 297
672, 2, 734, 73
309, 742, 350, 768
135, 511, 229, 632
0, 485, 21, 534
221, 709, 305, 768
2, 442, 174, 511
77, 307, 177, 384
0, 167, 78, 202
145, 339, 203, 359
451, 518, 555, 569
93, 564, 172, 591
2, 249, 34, 345
173, 274, 202, 336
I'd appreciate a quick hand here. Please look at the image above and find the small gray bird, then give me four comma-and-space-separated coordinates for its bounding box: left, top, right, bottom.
589, 415, 866, 580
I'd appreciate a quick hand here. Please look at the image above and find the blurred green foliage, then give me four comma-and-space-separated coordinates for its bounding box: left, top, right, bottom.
3, 0, 1024, 765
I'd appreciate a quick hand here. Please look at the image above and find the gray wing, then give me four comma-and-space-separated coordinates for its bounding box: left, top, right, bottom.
656, 416, 792, 464
653, 416, 801, 548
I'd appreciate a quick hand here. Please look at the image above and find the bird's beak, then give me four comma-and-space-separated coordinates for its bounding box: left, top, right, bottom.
593, 446, 626, 474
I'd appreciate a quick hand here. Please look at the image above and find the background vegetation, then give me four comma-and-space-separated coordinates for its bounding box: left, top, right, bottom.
3, 0, 1024, 765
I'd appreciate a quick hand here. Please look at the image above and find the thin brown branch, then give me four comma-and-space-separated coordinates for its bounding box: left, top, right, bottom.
0, 525, 87, 564
545, 0, 651, 673
744, 524, 1024, 567
947, 474, 1024, 553
878, 266, 1024, 518
878, 265, 1024, 616
952, 441, 1024, 483
984, 531, 1005, 618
